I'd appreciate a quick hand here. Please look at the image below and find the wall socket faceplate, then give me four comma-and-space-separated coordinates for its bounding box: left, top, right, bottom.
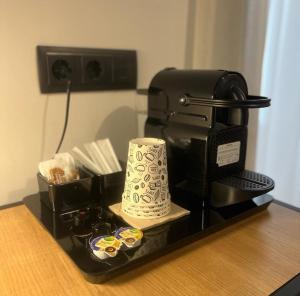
37, 46, 137, 93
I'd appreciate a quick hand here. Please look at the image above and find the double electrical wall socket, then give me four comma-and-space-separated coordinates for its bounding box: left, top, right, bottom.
37, 46, 137, 93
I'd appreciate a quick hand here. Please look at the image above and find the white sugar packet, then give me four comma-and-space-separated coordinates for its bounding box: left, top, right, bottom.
71, 146, 103, 175
96, 138, 122, 173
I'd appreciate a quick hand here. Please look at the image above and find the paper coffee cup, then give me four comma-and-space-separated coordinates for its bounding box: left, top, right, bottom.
122, 138, 171, 219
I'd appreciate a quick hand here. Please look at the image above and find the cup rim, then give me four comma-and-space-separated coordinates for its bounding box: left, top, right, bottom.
130, 137, 165, 146
122, 205, 170, 219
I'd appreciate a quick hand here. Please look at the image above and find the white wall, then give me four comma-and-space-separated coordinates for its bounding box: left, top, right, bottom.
192, 0, 246, 71
0, 0, 189, 205
191, 0, 267, 170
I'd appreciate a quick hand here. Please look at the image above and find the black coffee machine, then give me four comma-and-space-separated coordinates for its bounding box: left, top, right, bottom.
141, 69, 274, 207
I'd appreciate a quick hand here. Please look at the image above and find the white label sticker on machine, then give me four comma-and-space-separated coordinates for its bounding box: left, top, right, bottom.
217, 141, 241, 167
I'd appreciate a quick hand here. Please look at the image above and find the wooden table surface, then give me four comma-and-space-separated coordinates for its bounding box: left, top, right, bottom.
0, 203, 299, 296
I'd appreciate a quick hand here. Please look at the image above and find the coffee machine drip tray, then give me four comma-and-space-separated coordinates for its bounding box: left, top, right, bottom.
24, 193, 272, 283
211, 170, 275, 207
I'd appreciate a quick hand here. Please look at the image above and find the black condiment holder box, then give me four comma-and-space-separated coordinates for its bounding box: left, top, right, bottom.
37, 164, 126, 213
37, 167, 93, 212
88, 161, 126, 206
91, 170, 125, 196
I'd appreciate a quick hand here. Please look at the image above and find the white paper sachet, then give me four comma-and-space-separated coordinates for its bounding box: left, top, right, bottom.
83, 142, 106, 174
84, 142, 113, 174
96, 138, 122, 173
72, 147, 102, 175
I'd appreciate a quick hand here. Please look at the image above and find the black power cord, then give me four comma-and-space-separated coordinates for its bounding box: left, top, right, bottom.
55, 80, 72, 154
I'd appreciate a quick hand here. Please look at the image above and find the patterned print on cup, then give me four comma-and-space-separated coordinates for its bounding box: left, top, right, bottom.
121, 138, 171, 219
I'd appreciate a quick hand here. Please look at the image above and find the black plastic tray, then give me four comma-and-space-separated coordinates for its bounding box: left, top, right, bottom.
24, 192, 273, 283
